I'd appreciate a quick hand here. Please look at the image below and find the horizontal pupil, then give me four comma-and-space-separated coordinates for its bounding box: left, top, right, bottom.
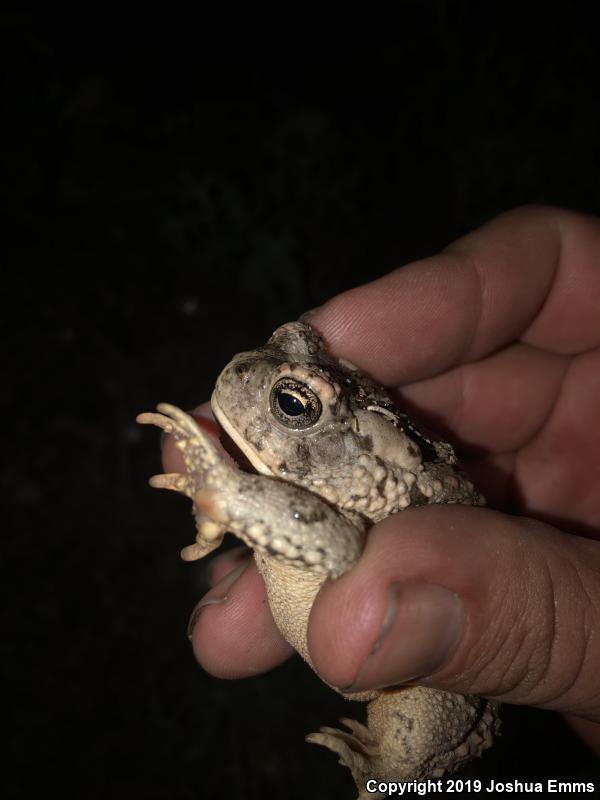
277, 392, 305, 416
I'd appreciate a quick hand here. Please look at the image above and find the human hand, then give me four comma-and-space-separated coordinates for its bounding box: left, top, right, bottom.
166, 205, 600, 750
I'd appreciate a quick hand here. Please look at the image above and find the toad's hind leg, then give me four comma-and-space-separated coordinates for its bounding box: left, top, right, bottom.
308, 687, 500, 798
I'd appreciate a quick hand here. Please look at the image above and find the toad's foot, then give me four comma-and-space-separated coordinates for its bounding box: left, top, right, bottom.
138, 404, 366, 575
307, 719, 377, 798
308, 689, 500, 799
137, 403, 232, 559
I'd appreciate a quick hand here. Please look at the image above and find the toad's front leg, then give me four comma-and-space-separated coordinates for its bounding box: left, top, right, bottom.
137, 404, 366, 575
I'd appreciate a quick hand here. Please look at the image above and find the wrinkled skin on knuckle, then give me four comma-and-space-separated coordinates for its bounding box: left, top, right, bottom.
446, 529, 600, 715
453, 573, 557, 701
542, 551, 600, 717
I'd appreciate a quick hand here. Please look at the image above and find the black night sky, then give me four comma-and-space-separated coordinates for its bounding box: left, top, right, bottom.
4, 6, 599, 799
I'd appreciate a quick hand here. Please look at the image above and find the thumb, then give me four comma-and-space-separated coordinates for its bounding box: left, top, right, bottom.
307, 505, 600, 720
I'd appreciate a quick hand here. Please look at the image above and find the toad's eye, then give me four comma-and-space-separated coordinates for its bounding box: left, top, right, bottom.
269, 378, 322, 429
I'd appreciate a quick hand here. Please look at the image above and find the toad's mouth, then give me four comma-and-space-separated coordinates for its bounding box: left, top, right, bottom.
191, 410, 254, 473
218, 424, 257, 473
195, 394, 274, 477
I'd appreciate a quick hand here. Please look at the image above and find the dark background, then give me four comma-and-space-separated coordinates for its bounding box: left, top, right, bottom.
4, 5, 599, 798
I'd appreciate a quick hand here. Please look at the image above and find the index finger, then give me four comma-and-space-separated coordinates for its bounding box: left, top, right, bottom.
308, 205, 600, 385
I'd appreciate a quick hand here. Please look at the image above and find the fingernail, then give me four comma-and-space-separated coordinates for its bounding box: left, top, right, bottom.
298, 307, 321, 323
207, 546, 250, 586
343, 581, 464, 691
186, 561, 248, 640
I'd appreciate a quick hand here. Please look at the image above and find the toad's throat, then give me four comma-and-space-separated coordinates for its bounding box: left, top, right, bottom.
211, 391, 274, 477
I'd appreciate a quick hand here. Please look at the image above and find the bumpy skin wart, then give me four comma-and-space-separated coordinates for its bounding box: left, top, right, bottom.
138, 322, 500, 799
